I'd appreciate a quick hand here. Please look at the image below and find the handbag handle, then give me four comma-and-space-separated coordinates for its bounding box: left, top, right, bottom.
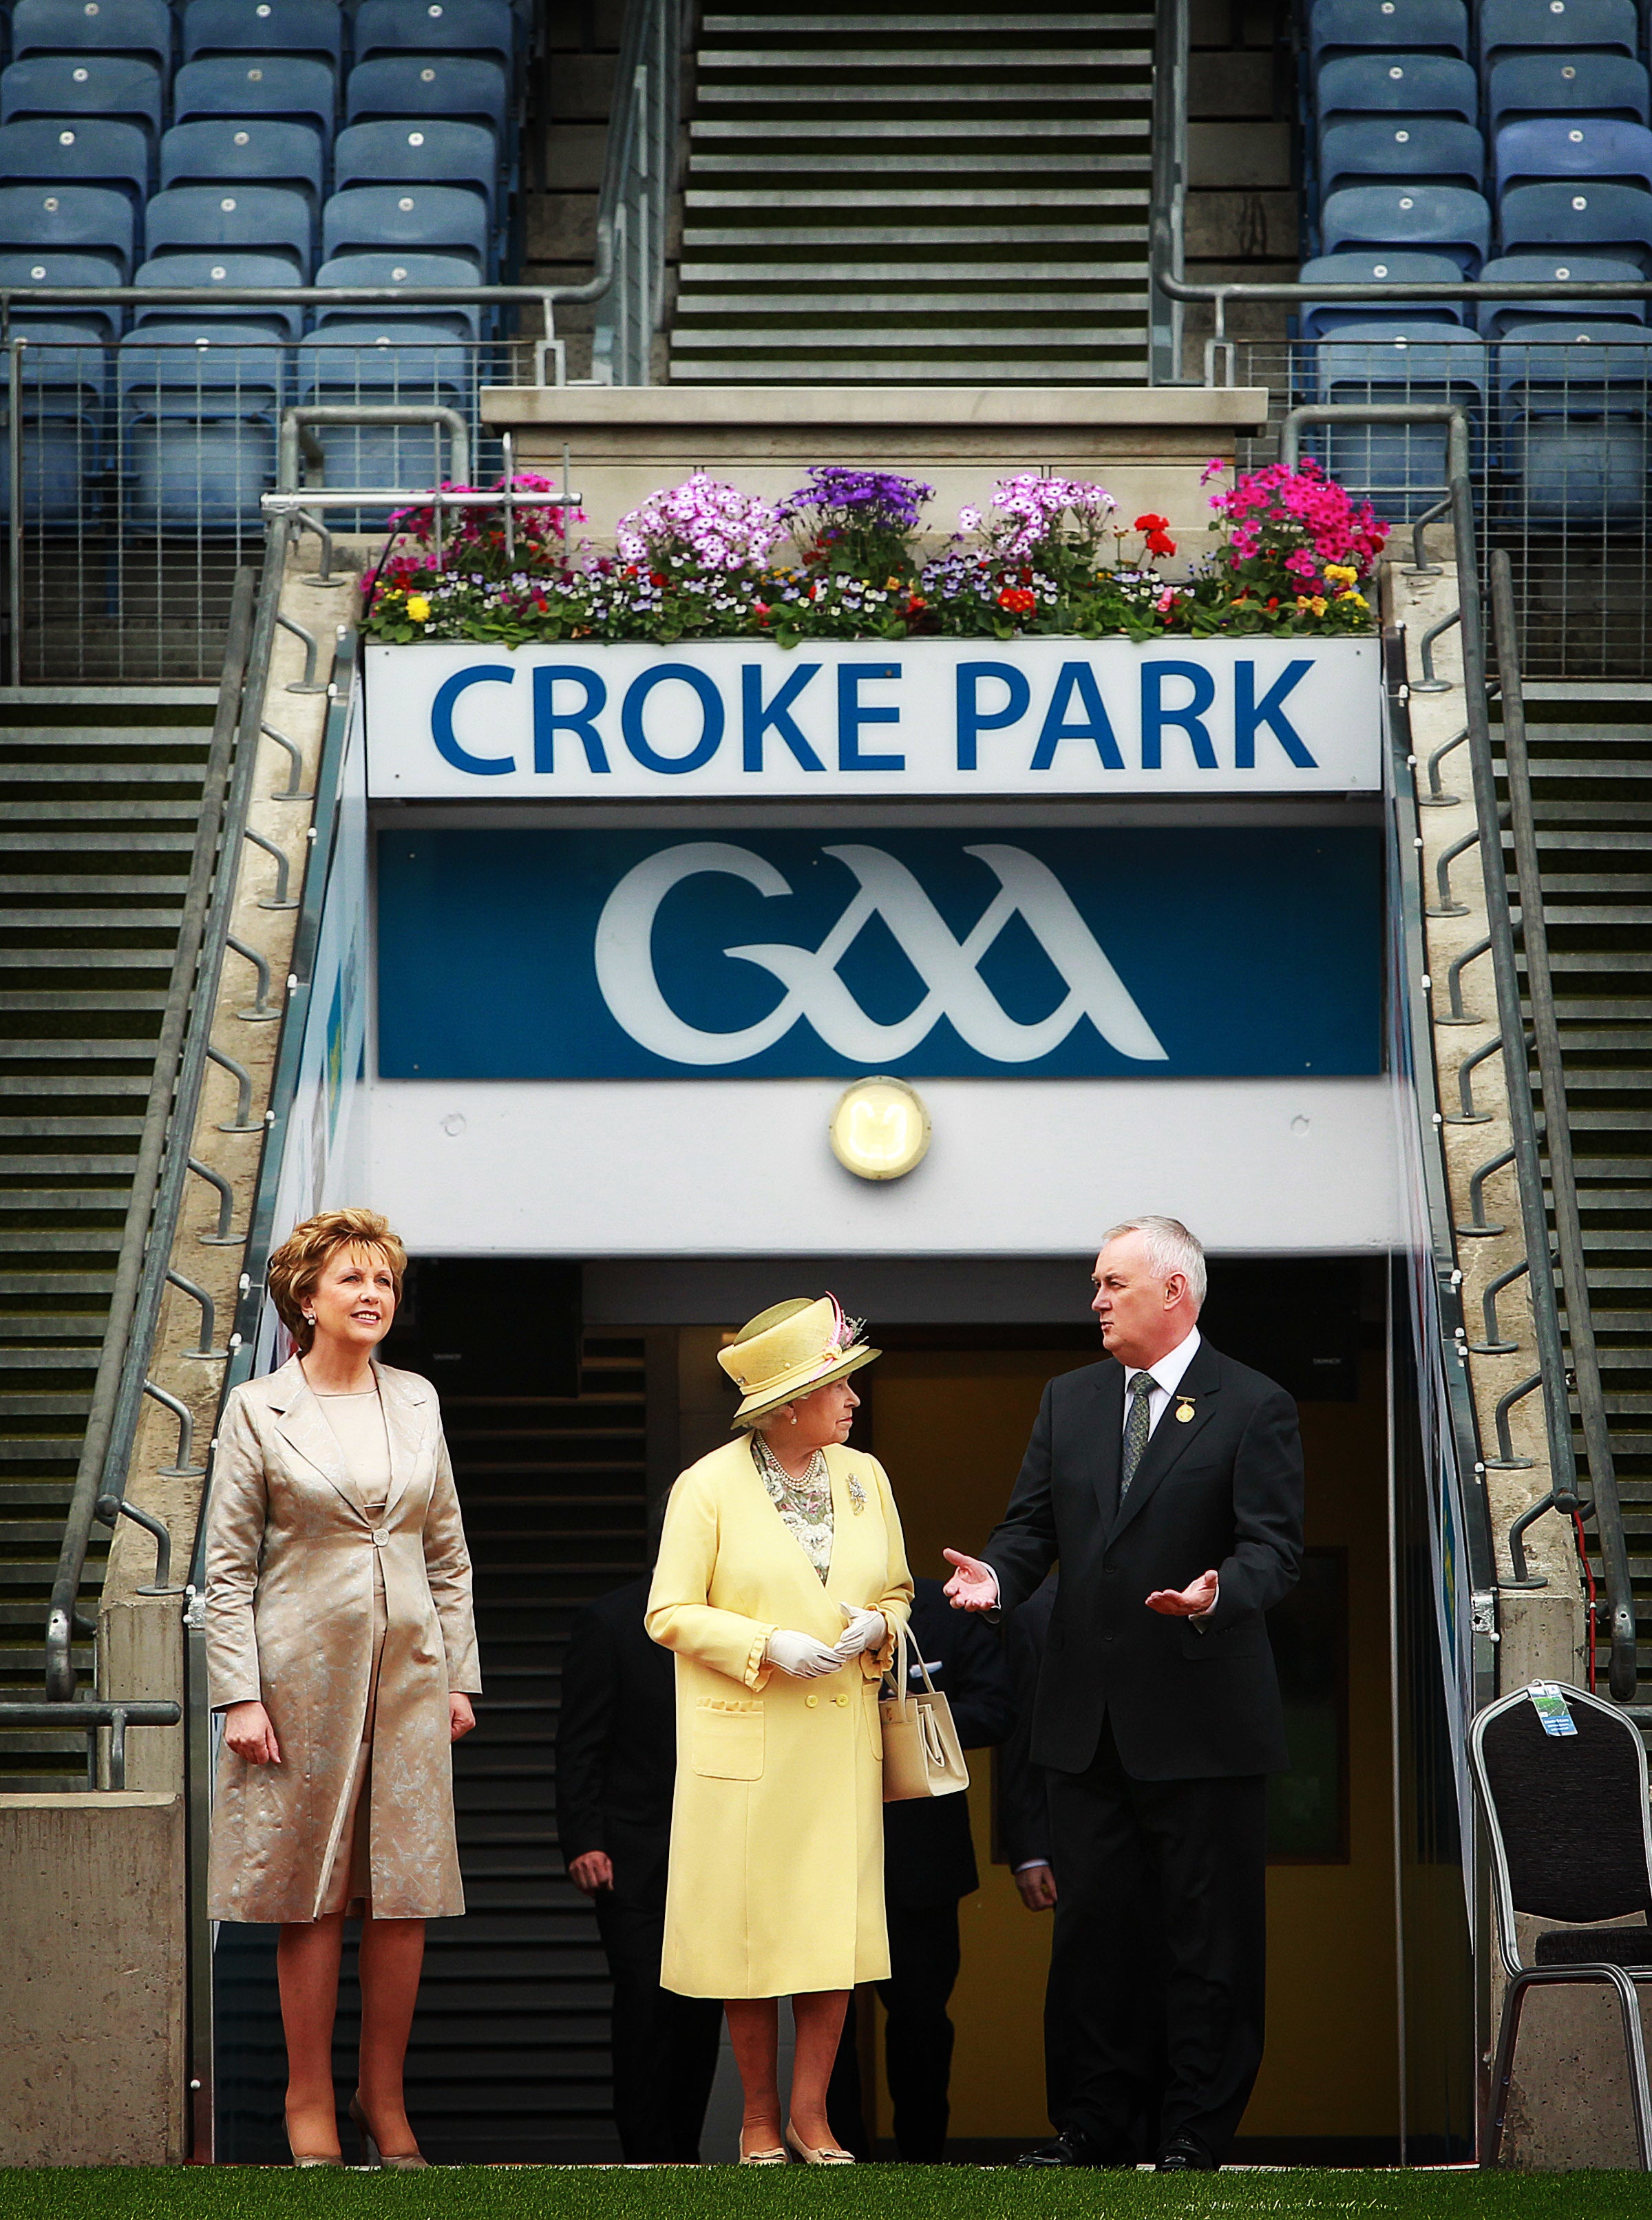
884, 1618, 939, 1719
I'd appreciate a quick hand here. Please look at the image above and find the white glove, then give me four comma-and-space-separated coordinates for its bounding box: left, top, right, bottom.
834, 1603, 887, 1659
765, 1627, 846, 1679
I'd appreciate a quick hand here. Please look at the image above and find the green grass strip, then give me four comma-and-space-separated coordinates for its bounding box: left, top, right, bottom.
1, 2170, 1649, 2220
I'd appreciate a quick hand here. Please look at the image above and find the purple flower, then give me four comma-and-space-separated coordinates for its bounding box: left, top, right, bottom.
781, 465, 934, 529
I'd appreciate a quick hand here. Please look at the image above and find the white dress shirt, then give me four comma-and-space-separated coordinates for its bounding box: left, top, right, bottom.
1121, 1326, 1203, 1446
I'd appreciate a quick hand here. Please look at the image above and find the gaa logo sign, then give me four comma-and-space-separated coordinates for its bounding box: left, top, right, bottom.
595, 841, 1169, 1066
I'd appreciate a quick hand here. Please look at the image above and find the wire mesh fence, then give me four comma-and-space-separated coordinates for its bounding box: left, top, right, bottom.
1229, 339, 1652, 681
2, 334, 529, 684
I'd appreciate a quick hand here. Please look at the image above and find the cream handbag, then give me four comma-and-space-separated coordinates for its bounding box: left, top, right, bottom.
880, 1622, 969, 1802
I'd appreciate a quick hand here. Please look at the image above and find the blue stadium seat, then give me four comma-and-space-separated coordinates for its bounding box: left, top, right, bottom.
0, 246, 126, 334
133, 248, 304, 337
1497, 322, 1652, 521
2, 335, 107, 522
0, 56, 165, 140
143, 182, 312, 276
352, 0, 516, 70
1476, 250, 1648, 331
1499, 180, 1652, 270
173, 56, 336, 139
345, 56, 510, 140
1494, 118, 1652, 196
11, 0, 172, 70
1322, 182, 1493, 268
332, 120, 498, 220
319, 182, 489, 272
1320, 117, 1485, 195
314, 249, 482, 335
1315, 321, 1490, 505
1479, 0, 1639, 67
159, 118, 326, 204
296, 317, 474, 489
182, 0, 346, 70
0, 116, 151, 202
118, 319, 284, 527
1298, 246, 1468, 335
0, 180, 135, 272
1315, 54, 1479, 130
1309, 0, 1471, 66
1487, 52, 1651, 131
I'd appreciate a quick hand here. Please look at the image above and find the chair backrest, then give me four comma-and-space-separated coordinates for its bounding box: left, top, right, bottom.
1298, 246, 1469, 335
0, 180, 135, 271
133, 246, 304, 334
1476, 249, 1648, 330
320, 182, 488, 267
1471, 1687, 1652, 1965
296, 319, 473, 398
0, 115, 150, 202
12, 0, 173, 70
352, 0, 515, 70
117, 318, 286, 402
1488, 52, 1652, 131
0, 55, 165, 137
1479, 0, 1640, 65
345, 55, 509, 138
332, 118, 498, 212
1316, 52, 1479, 127
0, 248, 121, 337
173, 55, 336, 138
314, 246, 482, 332
181, 0, 346, 68
1321, 116, 1485, 195
1496, 319, 1652, 389
1322, 181, 1494, 269
142, 181, 311, 275
1499, 178, 1652, 271
1494, 118, 1652, 196
1317, 318, 1490, 397
158, 118, 325, 200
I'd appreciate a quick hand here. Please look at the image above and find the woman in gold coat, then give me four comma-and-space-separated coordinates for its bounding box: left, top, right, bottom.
646, 1297, 913, 2166
204, 1208, 480, 2169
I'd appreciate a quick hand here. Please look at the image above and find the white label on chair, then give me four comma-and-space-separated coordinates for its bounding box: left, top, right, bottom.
1529, 1683, 1578, 1737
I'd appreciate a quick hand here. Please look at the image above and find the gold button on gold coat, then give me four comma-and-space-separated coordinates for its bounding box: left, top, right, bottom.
836, 1693, 849, 1707
805, 1693, 818, 1709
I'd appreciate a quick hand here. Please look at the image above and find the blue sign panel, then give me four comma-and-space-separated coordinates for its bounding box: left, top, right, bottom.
376, 828, 1384, 1079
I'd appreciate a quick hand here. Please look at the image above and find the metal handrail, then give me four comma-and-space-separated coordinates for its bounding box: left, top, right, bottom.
32, 568, 255, 1702
1488, 553, 1635, 1698
0, 1702, 182, 1791
591, 0, 685, 385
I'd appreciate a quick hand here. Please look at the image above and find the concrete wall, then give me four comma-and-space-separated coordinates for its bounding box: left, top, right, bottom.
0, 1795, 186, 2165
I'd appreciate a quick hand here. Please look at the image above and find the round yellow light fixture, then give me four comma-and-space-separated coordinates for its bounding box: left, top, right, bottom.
829, 1076, 932, 1182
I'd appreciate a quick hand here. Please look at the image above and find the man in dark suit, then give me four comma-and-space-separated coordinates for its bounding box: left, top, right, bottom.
827, 1576, 1017, 2161
944, 1217, 1303, 2173
556, 1545, 723, 2161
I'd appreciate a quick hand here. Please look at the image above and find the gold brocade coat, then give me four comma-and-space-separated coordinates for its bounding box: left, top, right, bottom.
645, 1437, 914, 2000
204, 1355, 481, 1924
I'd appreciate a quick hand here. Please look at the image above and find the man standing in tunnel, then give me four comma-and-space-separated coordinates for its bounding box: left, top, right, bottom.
943, 1216, 1303, 2173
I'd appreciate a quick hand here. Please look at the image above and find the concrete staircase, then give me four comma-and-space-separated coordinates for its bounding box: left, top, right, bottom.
0, 694, 214, 1787
670, 3, 1154, 383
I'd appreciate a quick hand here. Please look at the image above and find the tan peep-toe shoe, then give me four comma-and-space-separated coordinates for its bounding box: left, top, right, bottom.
350, 2092, 429, 2171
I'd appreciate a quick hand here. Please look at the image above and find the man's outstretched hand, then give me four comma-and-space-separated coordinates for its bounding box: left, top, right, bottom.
1144, 1569, 1220, 1618
942, 1549, 999, 1611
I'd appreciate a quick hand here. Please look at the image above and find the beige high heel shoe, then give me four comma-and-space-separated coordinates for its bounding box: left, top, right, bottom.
786, 2122, 855, 2165
284, 2115, 342, 2169
738, 2128, 790, 2165
350, 2092, 429, 2171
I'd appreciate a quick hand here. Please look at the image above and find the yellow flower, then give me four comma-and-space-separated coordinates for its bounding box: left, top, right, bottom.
405, 593, 431, 624
1295, 593, 1328, 616
1324, 563, 1358, 585
1345, 591, 1368, 609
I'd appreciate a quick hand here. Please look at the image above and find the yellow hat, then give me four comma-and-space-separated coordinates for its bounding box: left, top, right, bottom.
719, 1295, 880, 1428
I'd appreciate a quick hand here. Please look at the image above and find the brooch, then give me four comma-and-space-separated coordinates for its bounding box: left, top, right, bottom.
847, 1475, 866, 1514
1175, 1398, 1196, 1424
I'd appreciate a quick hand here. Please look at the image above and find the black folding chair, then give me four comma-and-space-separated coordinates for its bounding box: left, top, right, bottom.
1470, 1682, 1652, 2167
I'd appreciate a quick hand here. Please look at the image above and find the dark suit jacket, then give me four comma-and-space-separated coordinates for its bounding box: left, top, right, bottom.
997, 1574, 1057, 1871
884, 1577, 1018, 1908
555, 1576, 677, 1907
982, 1338, 1304, 1781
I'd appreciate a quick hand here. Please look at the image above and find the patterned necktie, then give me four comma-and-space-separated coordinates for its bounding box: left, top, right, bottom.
1120, 1371, 1159, 1501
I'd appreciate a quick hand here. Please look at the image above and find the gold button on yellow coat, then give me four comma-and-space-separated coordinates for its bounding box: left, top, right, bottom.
646, 1436, 913, 2000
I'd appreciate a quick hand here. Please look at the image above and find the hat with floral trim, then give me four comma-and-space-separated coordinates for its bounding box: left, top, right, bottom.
719, 1294, 880, 1428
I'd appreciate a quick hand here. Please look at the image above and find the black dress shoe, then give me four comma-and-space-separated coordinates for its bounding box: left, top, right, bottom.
1156, 2132, 1217, 2173
1013, 2129, 1130, 2169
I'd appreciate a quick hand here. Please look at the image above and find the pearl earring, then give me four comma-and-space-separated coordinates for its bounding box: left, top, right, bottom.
304, 1313, 315, 1324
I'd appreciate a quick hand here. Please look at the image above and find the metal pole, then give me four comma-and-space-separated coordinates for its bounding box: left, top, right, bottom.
8, 338, 23, 685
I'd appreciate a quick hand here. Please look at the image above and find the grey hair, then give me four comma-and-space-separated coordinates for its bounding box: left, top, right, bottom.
1099, 1216, 1207, 1307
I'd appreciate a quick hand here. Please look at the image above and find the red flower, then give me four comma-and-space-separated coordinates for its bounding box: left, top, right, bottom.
997, 585, 1037, 615
1134, 513, 1176, 557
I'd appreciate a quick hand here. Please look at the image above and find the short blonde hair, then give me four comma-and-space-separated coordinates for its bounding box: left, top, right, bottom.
1099, 1216, 1207, 1307
268, 1207, 407, 1354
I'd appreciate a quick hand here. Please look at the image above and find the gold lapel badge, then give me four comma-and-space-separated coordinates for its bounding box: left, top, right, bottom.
1175, 1397, 1196, 1424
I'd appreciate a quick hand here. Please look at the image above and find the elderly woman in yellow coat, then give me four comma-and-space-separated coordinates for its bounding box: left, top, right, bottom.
204, 1208, 480, 2170
647, 1296, 913, 2166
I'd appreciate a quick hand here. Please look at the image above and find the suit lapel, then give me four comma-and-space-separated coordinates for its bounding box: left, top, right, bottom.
269, 1356, 366, 1521
377, 1362, 430, 1518
1106, 1340, 1225, 1547
1090, 1364, 1125, 1528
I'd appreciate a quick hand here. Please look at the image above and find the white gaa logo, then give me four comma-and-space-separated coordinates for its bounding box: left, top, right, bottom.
593, 841, 1168, 1067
